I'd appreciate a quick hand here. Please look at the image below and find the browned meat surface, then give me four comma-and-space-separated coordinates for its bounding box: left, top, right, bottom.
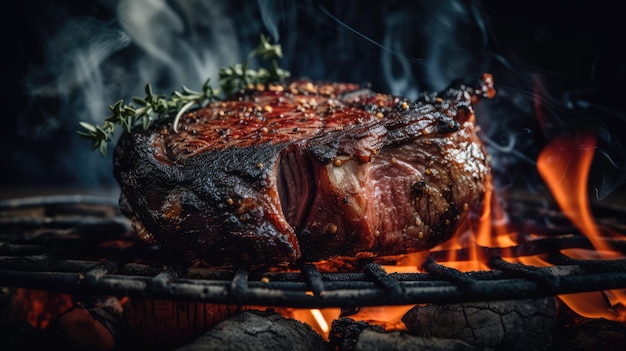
113, 75, 495, 268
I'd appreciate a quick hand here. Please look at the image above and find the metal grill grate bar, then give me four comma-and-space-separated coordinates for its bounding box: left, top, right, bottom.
2, 263, 626, 308
1, 195, 626, 308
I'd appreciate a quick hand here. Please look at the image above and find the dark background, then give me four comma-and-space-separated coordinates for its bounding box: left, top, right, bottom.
2, 0, 625, 204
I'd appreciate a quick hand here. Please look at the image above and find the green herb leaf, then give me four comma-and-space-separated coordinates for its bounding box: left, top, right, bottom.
77, 34, 290, 157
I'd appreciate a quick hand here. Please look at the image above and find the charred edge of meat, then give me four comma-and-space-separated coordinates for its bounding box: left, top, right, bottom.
437, 117, 460, 134
114, 130, 302, 267
411, 180, 427, 198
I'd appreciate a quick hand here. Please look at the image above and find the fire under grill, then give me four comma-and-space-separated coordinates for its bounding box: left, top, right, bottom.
1, 194, 626, 309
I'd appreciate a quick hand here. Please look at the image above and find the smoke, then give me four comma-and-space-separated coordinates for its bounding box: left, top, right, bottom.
116, 0, 241, 93
258, 0, 280, 41
9, 0, 252, 188
5, 0, 626, 202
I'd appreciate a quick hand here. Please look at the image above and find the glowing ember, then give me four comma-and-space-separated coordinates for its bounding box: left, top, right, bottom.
5, 289, 74, 329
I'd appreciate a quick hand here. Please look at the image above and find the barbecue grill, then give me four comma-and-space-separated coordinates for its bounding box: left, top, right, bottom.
2, 194, 625, 309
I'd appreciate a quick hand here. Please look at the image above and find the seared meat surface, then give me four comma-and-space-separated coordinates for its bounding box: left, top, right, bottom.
114, 75, 495, 267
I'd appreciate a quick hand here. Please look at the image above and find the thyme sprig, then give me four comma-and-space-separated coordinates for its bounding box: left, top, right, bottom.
78, 34, 290, 156
219, 34, 290, 96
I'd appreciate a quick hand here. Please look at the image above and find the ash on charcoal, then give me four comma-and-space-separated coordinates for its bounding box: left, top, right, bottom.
328, 318, 477, 351
173, 309, 326, 351
401, 298, 555, 351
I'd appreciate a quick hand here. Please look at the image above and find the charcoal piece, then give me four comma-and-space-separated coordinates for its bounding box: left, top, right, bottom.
402, 298, 555, 351
553, 318, 626, 351
173, 309, 327, 351
16, 296, 126, 351
0, 287, 74, 328
328, 317, 476, 351
125, 298, 239, 349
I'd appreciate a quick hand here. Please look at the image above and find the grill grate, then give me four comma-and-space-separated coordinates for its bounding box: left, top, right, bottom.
1, 195, 626, 308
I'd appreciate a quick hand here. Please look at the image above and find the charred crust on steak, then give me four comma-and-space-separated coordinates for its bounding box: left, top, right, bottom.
113, 75, 495, 268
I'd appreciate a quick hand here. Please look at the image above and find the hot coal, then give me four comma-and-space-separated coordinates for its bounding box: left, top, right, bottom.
6, 296, 126, 351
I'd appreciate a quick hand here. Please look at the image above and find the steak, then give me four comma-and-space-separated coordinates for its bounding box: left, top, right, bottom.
113, 74, 495, 268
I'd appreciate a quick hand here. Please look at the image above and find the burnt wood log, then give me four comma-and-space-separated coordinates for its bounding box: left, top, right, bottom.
401, 298, 555, 351
328, 318, 477, 351
174, 309, 327, 351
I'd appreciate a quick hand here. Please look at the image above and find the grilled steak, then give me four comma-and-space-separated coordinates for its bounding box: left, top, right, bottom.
113, 74, 495, 268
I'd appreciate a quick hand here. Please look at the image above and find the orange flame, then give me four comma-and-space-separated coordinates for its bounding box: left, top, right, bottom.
537, 132, 625, 322
429, 180, 516, 272
537, 133, 616, 254
294, 133, 626, 335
